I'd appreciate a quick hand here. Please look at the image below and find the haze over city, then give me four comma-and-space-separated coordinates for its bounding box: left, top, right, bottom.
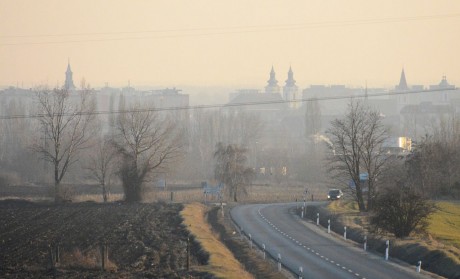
2, 1, 460, 278
1, 0, 459, 90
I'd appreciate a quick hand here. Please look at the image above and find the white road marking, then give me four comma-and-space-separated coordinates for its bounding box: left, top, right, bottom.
258, 207, 364, 279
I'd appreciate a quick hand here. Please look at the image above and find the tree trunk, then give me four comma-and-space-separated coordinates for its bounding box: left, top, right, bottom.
54, 164, 60, 203
102, 184, 108, 203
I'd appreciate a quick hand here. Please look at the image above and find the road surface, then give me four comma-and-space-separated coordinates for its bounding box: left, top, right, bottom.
231, 203, 431, 279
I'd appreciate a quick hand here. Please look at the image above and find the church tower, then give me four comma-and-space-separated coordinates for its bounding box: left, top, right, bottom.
396, 68, 408, 91
64, 61, 76, 90
265, 66, 280, 94
283, 66, 299, 108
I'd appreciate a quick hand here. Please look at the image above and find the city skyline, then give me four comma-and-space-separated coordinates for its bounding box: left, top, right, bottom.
1, 1, 459, 89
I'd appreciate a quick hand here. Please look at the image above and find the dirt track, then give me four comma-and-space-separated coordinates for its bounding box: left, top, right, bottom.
0, 200, 210, 278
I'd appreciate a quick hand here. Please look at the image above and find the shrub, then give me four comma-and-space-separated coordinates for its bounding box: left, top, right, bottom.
370, 186, 437, 238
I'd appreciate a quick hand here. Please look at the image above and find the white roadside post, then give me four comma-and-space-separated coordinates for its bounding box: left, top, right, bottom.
327, 219, 331, 234
249, 233, 252, 249
364, 235, 367, 251
344, 226, 347, 239
299, 266, 303, 279
385, 240, 389, 260
416, 261, 422, 273
301, 206, 304, 218
277, 253, 282, 271
221, 202, 224, 217
316, 213, 319, 226
302, 198, 307, 216
262, 244, 266, 259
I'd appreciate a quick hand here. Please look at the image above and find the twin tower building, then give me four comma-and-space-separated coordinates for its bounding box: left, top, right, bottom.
64, 60, 300, 108
265, 66, 299, 107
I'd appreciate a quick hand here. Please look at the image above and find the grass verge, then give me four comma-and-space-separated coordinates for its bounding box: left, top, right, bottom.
428, 201, 460, 249
181, 202, 254, 279
324, 199, 460, 278
329, 200, 460, 249
207, 205, 292, 279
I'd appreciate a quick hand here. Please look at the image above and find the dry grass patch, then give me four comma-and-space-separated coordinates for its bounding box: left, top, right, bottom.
428, 201, 460, 249
327, 200, 367, 229
181, 203, 253, 279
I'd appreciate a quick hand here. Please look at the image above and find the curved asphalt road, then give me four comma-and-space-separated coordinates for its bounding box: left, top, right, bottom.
231, 203, 431, 279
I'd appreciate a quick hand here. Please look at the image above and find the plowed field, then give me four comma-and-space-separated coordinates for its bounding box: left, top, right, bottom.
0, 200, 210, 278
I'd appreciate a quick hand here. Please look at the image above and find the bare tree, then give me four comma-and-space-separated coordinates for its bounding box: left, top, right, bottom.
326, 100, 388, 211
112, 104, 183, 202
407, 116, 460, 198
214, 143, 254, 202
85, 138, 117, 202
180, 109, 263, 181
33, 86, 96, 202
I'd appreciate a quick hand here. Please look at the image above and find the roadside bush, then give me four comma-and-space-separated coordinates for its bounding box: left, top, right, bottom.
370, 186, 437, 238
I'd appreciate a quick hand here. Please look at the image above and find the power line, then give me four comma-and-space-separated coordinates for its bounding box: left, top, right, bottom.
0, 87, 457, 120
1, 13, 459, 46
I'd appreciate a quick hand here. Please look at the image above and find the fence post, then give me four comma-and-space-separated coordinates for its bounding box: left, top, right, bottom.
48, 244, 55, 269
385, 240, 389, 260
55, 243, 60, 264
277, 253, 282, 271
187, 237, 190, 271
100, 242, 107, 271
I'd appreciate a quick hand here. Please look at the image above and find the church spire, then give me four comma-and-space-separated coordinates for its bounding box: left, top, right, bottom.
267, 66, 278, 86
396, 68, 408, 90
285, 66, 296, 87
64, 60, 76, 90
265, 66, 280, 94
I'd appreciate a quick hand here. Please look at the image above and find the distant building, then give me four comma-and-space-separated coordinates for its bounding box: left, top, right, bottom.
392, 69, 458, 113
265, 66, 280, 95
283, 66, 300, 109
228, 66, 289, 113
141, 88, 189, 109
302, 84, 362, 116
395, 68, 409, 91
383, 136, 412, 155
229, 89, 260, 102
64, 61, 76, 90
400, 102, 454, 139
227, 90, 286, 112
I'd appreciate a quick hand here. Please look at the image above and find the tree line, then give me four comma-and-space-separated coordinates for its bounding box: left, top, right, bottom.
0, 86, 457, 238
324, 99, 459, 237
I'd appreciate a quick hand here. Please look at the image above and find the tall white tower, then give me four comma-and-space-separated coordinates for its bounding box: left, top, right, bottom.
283, 66, 299, 108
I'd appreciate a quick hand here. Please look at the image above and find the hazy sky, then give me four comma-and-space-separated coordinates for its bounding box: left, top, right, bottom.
1, 0, 459, 89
